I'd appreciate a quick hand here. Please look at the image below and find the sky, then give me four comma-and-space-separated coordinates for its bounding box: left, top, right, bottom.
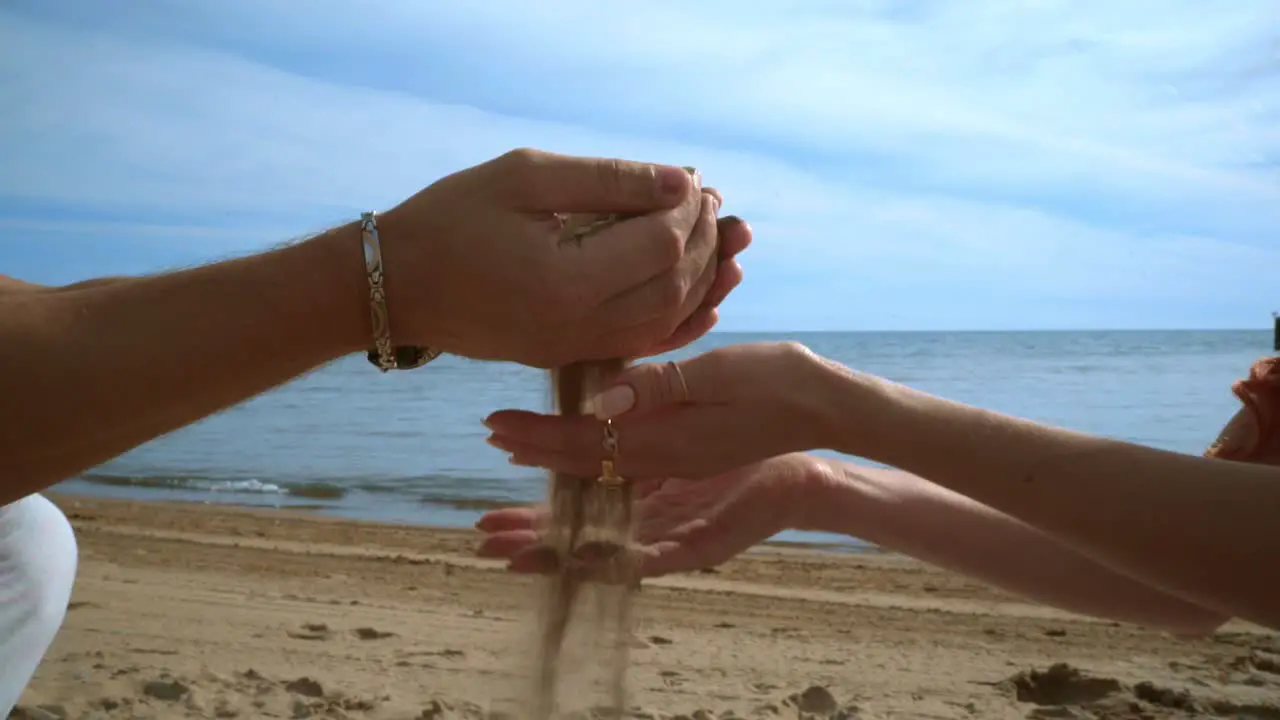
1, 1, 1277, 331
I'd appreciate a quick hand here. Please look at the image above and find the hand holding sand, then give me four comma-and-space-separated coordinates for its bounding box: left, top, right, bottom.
378, 149, 750, 367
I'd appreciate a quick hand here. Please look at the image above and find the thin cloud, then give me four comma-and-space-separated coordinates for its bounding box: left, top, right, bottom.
0, 1, 1275, 329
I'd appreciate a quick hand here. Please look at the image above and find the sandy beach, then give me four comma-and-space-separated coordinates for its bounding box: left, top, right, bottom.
11, 495, 1279, 720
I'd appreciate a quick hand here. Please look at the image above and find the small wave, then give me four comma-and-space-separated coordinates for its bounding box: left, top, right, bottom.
77, 473, 347, 500
417, 493, 523, 511
350, 481, 405, 495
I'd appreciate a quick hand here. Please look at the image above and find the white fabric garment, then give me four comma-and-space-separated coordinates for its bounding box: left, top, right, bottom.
0, 493, 78, 716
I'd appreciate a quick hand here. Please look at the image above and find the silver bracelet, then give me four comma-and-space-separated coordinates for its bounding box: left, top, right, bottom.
360, 211, 441, 371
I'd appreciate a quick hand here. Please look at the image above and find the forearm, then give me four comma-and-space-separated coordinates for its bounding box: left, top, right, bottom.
798, 459, 1227, 635
0, 275, 127, 294
0, 225, 369, 504
807, 361, 1280, 630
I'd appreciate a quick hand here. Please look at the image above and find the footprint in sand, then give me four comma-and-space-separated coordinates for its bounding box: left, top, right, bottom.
790, 686, 839, 716
8, 706, 70, 720
142, 678, 191, 701
1231, 651, 1280, 678
1000, 664, 1123, 707
352, 626, 396, 640
283, 676, 325, 698
660, 670, 686, 688
1001, 663, 1280, 719
287, 622, 332, 641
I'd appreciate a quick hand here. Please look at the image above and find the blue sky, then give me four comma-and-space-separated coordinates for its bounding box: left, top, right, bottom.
1, 1, 1277, 331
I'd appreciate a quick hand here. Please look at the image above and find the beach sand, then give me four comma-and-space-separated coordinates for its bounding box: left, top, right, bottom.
10, 495, 1279, 720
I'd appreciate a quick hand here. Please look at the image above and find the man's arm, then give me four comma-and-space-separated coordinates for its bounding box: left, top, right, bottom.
0, 225, 369, 505
800, 460, 1228, 636
0, 275, 130, 294
0, 275, 49, 294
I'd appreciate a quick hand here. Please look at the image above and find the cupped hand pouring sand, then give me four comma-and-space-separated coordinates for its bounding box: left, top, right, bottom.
482, 342, 1280, 634
374, 149, 749, 367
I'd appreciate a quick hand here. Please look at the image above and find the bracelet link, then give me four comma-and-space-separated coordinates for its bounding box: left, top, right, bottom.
360, 211, 441, 372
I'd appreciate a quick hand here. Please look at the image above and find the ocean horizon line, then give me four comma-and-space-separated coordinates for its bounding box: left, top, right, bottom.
704, 327, 1271, 335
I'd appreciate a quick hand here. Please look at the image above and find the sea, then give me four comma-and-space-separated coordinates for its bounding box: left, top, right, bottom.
56, 330, 1274, 550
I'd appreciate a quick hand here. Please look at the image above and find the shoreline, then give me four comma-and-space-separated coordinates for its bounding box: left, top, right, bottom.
49, 486, 878, 554
44, 492, 886, 562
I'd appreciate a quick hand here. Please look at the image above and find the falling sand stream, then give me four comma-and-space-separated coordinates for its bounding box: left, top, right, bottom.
523, 168, 699, 720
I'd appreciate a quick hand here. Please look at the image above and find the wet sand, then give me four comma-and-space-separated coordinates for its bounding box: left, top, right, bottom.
11, 494, 1279, 720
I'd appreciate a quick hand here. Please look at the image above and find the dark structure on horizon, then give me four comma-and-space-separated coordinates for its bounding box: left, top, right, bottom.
1274, 311, 1279, 352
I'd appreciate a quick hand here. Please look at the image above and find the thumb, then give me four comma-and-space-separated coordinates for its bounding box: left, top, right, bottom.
497, 149, 697, 213
588, 355, 716, 420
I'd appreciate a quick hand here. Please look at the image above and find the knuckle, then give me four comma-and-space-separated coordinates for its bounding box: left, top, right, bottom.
690, 256, 718, 298
593, 158, 625, 200
500, 147, 539, 169
777, 341, 819, 364
700, 192, 718, 224
495, 148, 540, 192
656, 273, 687, 314
655, 225, 686, 269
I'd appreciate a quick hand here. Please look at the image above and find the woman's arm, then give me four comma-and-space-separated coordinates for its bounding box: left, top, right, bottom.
0, 226, 368, 505
808, 361, 1280, 631
480, 341, 1270, 630
799, 459, 1228, 635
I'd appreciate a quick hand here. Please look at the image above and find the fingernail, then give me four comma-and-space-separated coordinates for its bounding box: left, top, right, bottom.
591, 385, 636, 419
485, 435, 506, 450
659, 166, 690, 198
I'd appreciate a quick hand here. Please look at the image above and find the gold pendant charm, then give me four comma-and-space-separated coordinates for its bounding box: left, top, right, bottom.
598, 419, 625, 489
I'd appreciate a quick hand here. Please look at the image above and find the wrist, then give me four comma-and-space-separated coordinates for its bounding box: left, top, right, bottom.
294, 221, 373, 358
788, 457, 876, 537
373, 204, 453, 357
769, 453, 841, 533
788, 455, 841, 533
798, 352, 908, 461
791, 458, 904, 554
